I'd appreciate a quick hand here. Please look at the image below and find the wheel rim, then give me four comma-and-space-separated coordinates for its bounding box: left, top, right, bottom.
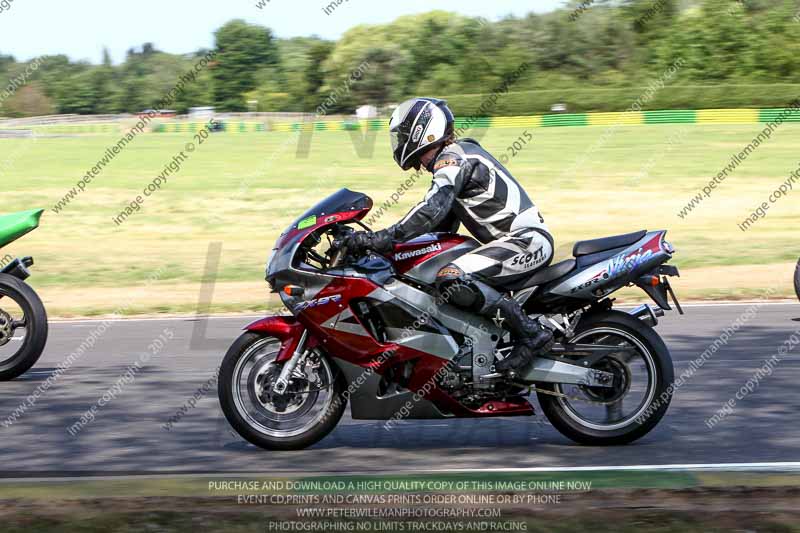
0, 288, 31, 369
554, 327, 657, 431
231, 338, 335, 438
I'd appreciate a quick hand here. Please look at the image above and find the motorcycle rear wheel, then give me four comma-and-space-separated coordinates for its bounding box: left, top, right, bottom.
536, 310, 674, 445
218, 332, 347, 450
0, 273, 48, 381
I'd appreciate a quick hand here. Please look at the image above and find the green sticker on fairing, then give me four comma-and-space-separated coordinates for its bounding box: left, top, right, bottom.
297, 215, 317, 230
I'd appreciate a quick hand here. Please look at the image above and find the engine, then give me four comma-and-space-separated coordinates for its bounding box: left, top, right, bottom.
436, 341, 523, 409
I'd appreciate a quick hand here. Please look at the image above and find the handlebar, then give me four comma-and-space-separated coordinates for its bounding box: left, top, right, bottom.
329, 242, 348, 268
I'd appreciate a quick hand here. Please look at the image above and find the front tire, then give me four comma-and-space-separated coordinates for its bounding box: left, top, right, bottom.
537, 311, 674, 445
794, 258, 800, 302
218, 332, 347, 450
0, 274, 48, 381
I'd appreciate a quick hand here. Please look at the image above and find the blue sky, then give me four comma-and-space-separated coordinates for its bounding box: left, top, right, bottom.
0, 0, 565, 64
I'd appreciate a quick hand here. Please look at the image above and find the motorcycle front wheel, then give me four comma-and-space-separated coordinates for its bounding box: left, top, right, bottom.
536, 310, 674, 445
794, 258, 800, 302
218, 332, 347, 450
0, 273, 48, 381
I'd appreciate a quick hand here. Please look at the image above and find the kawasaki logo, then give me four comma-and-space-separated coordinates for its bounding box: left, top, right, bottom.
295, 294, 342, 312
393, 243, 442, 261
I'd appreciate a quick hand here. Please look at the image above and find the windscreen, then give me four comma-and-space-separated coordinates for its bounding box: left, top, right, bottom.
267, 188, 372, 285
285, 188, 372, 234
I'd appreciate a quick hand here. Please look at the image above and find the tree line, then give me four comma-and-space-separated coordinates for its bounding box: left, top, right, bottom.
1, 0, 799, 118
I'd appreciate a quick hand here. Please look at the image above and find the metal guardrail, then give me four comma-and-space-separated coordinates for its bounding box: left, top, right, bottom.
0, 129, 34, 138
266, 108, 800, 131
0, 114, 127, 127
2, 109, 798, 136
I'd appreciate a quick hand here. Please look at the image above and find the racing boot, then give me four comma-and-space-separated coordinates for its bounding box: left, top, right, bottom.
489, 295, 554, 374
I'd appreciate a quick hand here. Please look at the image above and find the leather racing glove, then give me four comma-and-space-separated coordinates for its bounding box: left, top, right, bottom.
341, 230, 393, 256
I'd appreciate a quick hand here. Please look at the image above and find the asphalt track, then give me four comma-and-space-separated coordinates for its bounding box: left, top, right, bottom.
1, 302, 799, 475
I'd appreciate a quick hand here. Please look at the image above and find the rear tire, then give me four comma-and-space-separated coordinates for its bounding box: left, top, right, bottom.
219, 332, 347, 450
536, 311, 673, 445
0, 274, 48, 381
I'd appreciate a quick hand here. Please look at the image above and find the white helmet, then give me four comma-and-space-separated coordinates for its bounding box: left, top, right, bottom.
389, 98, 455, 170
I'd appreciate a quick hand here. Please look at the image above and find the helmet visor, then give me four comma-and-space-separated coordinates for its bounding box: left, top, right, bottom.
390, 126, 410, 167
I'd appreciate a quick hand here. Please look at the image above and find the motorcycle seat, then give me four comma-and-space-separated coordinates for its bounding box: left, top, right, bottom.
505, 259, 577, 292
572, 230, 647, 257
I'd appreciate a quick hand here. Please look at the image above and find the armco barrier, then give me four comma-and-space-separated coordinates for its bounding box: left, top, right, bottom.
21, 123, 120, 134
260, 108, 800, 132
9, 108, 798, 135
152, 121, 266, 133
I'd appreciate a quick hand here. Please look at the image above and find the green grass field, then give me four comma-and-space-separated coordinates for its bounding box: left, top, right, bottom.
1, 123, 798, 316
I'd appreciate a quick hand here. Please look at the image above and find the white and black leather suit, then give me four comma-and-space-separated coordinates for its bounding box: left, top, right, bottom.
356, 138, 555, 372
372, 138, 554, 292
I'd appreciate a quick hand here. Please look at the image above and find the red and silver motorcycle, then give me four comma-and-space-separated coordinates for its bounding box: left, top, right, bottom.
219, 189, 682, 450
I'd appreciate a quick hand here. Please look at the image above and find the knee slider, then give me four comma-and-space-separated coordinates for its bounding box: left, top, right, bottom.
435, 265, 482, 310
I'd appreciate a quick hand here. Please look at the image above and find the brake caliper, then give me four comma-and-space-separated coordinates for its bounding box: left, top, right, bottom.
0, 309, 13, 347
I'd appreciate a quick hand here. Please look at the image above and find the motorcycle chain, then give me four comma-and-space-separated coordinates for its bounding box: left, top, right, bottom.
529, 385, 621, 406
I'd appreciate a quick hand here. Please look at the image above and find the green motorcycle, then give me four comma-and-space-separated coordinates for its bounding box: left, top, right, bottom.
0, 209, 48, 381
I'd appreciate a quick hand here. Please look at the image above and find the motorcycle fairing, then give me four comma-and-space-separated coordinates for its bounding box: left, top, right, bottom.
330, 291, 460, 359
526, 231, 672, 312
278, 188, 372, 248
381, 280, 502, 366
275, 258, 525, 418
287, 273, 463, 365
267, 189, 371, 289
334, 356, 452, 420
337, 346, 535, 419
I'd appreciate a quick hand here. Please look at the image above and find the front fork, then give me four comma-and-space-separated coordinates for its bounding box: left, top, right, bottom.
272, 329, 309, 395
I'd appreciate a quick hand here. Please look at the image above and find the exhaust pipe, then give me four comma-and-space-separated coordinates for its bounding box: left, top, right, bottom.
629, 304, 663, 327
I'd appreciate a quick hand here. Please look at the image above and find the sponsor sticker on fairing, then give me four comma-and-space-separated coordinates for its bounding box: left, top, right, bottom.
393, 243, 442, 261
570, 241, 659, 294
297, 215, 317, 230
294, 294, 342, 312
606, 247, 656, 278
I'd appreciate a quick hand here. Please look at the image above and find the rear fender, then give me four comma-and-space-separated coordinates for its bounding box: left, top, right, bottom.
635, 265, 683, 314
244, 316, 312, 363
1, 257, 34, 281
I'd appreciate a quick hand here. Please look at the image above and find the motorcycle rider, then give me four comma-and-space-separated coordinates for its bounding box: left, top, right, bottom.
342, 97, 554, 373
